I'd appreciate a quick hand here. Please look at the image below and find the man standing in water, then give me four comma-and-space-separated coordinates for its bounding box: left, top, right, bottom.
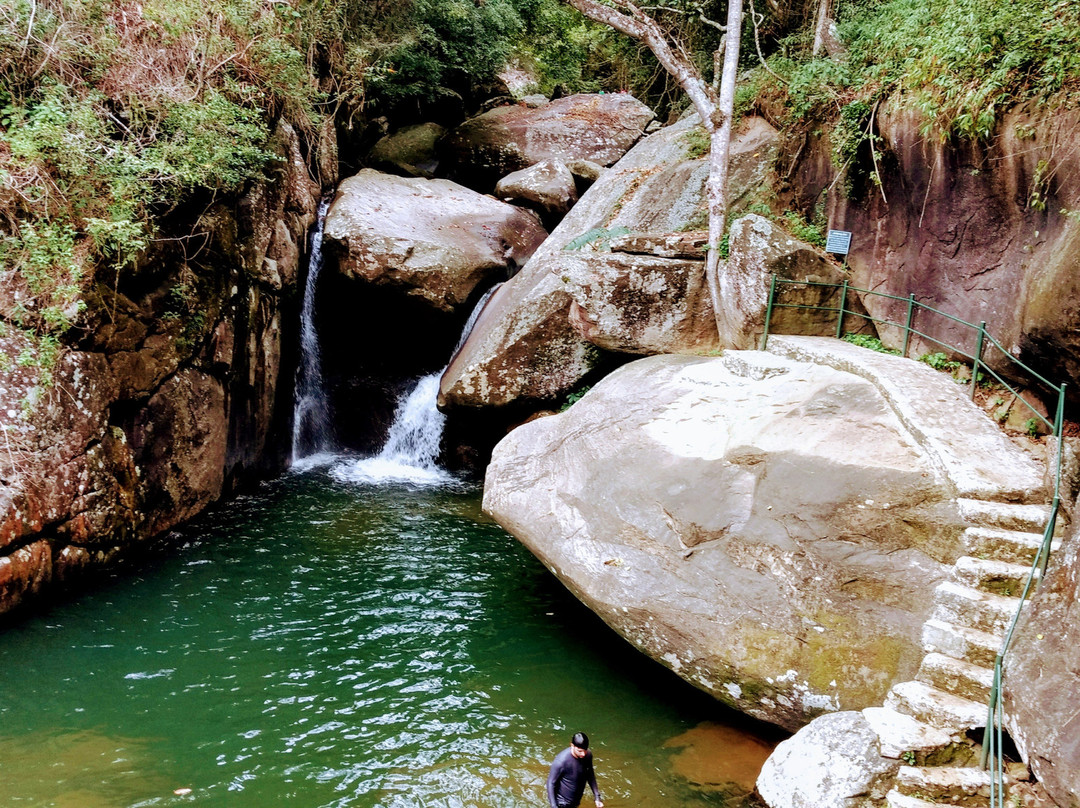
547, 732, 604, 808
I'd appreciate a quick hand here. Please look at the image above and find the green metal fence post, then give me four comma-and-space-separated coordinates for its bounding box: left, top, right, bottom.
971, 321, 986, 400
902, 293, 916, 357
835, 279, 848, 339
761, 274, 777, 350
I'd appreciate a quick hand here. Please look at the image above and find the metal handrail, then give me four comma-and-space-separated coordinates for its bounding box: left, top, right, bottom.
761, 276, 1068, 805
762, 276, 1064, 430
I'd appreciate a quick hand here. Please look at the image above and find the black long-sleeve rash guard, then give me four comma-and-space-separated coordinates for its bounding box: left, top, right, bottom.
547, 747, 601, 808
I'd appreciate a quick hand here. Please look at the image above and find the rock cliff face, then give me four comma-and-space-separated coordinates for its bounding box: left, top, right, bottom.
1004, 515, 1080, 807
788, 104, 1080, 400
0, 121, 321, 615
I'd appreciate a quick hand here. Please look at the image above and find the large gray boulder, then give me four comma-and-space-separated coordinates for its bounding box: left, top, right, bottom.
757, 712, 900, 808
439, 115, 780, 410
718, 214, 868, 349
495, 159, 578, 225
483, 347, 1046, 729
323, 170, 548, 313
442, 93, 655, 191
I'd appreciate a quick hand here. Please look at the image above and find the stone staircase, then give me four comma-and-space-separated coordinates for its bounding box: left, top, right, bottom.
877, 498, 1059, 808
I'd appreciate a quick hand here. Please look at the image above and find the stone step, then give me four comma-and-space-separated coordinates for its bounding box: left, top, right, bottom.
916, 652, 995, 703
886, 789, 952, 808
862, 706, 955, 761
962, 526, 1058, 566
931, 581, 1023, 635
885, 680, 987, 733
922, 618, 1002, 668
957, 498, 1054, 534
952, 555, 1037, 596
895, 765, 994, 807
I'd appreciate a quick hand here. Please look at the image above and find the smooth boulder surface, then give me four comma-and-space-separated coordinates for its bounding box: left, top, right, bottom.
439, 115, 780, 410
366, 122, 446, 178
757, 711, 900, 808
495, 159, 578, 225
484, 351, 964, 729
323, 170, 548, 313
442, 93, 655, 191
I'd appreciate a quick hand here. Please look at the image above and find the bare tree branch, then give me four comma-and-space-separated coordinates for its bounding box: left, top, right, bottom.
567, 0, 718, 124
749, 0, 788, 84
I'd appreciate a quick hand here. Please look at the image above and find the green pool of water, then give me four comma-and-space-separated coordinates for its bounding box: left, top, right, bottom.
0, 468, 780, 807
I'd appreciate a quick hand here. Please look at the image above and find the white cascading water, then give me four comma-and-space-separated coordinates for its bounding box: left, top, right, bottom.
291, 197, 333, 465
331, 283, 504, 486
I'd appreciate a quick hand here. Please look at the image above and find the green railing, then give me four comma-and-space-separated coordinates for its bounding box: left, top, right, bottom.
761, 275, 1067, 805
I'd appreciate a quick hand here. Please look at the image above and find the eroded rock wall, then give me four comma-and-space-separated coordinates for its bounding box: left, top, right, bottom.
788, 104, 1080, 398
0, 121, 321, 615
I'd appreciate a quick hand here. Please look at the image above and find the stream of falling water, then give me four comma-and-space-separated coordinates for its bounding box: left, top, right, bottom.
329, 283, 504, 486
291, 197, 333, 463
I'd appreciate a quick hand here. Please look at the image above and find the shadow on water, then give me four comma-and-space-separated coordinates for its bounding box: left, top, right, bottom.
0, 467, 785, 807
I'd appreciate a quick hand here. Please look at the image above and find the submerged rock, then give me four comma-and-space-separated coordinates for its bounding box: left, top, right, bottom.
483, 346, 1045, 729
323, 169, 548, 313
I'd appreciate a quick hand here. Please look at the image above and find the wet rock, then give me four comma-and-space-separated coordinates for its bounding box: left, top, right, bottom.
0, 120, 319, 615
442, 93, 655, 192
324, 169, 548, 313
133, 369, 227, 536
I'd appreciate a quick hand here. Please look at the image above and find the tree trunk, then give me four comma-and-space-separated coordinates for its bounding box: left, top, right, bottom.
565, 0, 744, 343
812, 0, 833, 56
705, 0, 744, 339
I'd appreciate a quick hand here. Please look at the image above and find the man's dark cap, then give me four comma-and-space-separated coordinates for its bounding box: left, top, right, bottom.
571, 732, 589, 750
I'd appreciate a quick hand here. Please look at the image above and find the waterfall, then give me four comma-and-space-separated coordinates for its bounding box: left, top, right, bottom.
291, 197, 333, 464
330, 283, 502, 486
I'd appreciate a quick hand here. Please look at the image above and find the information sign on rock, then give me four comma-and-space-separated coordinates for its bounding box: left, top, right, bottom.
825, 229, 852, 256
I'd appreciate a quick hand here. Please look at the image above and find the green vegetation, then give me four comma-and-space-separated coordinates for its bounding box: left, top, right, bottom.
782, 211, 826, 248
0, 0, 567, 395
842, 333, 901, 355
560, 384, 592, 411
758, 0, 1080, 141
918, 352, 962, 373
682, 126, 712, 159
563, 226, 631, 251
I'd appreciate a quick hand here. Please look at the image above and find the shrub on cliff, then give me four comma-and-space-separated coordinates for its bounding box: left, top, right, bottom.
759, 0, 1080, 138
0, 0, 548, 391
